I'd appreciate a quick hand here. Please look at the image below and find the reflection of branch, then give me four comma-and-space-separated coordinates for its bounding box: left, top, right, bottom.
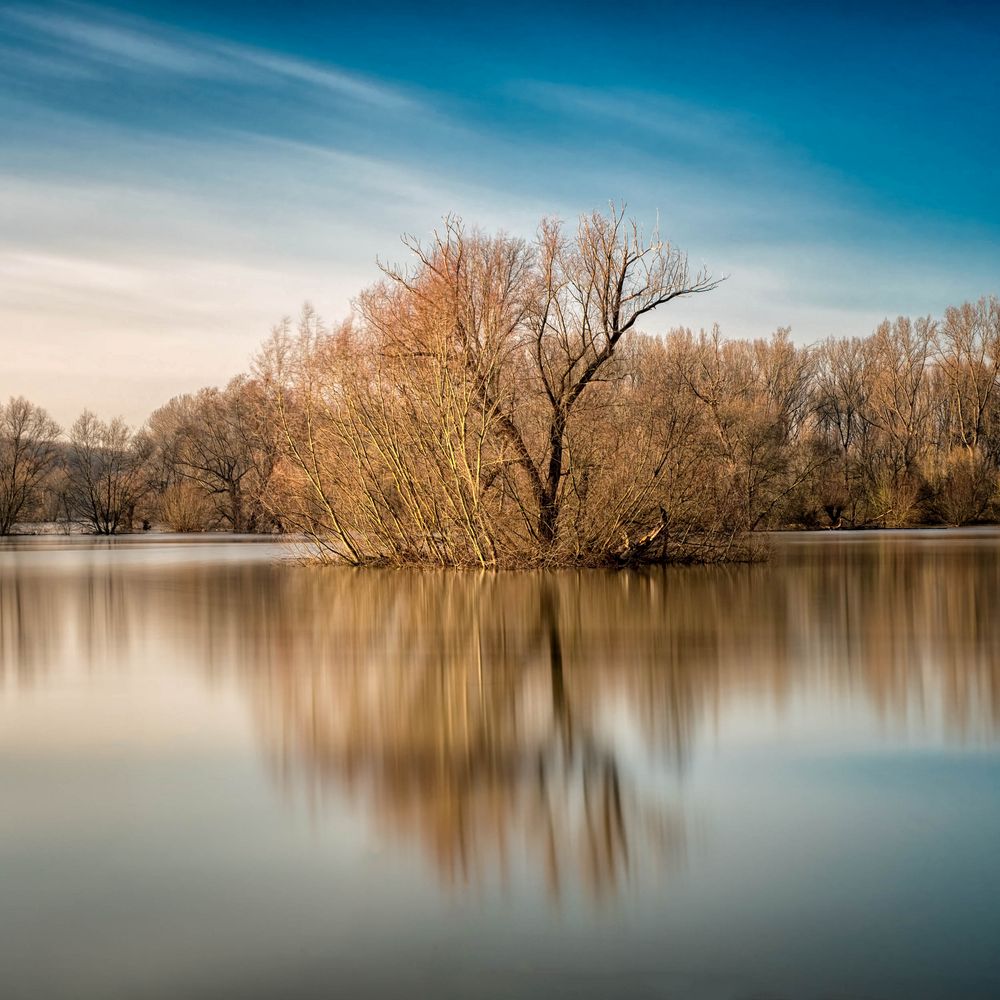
542, 582, 572, 754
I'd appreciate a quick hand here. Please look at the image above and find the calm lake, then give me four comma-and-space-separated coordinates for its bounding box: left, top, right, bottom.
1, 532, 999, 999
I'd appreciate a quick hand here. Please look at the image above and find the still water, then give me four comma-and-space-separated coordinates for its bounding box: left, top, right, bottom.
1, 532, 999, 999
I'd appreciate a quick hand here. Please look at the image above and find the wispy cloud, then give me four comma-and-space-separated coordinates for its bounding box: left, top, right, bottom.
509, 80, 861, 208
0, 39, 100, 79
513, 82, 762, 154
6, 8, 233, 75
223, 47, 415, 111
1, 2, 416, 111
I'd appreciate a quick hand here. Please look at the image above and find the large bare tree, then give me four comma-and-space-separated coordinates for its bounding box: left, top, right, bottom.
368, 207, 720, 550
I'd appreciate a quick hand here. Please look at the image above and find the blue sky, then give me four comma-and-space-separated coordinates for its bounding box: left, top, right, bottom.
1, 0, 998, 424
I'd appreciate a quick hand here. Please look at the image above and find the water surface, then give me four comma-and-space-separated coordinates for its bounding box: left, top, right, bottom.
2, 531, 999, 999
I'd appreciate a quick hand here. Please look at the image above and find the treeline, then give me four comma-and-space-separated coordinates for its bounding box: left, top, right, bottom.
2, 207, 999, 565
0, 379, 278, 536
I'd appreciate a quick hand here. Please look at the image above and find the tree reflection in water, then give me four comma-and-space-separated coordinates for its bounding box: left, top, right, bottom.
246, 571, 688, 901
2, 536, 999, 900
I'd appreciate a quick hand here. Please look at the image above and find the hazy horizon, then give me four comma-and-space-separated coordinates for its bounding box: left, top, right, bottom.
3, 0, 999, 427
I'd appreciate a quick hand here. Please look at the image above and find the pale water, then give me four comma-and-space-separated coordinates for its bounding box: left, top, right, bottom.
1, 532, 998, 999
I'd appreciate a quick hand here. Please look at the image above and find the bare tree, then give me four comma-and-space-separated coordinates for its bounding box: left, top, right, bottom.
65, 412, 150, 534
358, 206, 721, 562
935, 296, 1000, 454
811, 337, 874, 525
669, 327, 820, 531
0, 397, 61, 535
146, 378, 278, 532
863, 317, 936, 525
